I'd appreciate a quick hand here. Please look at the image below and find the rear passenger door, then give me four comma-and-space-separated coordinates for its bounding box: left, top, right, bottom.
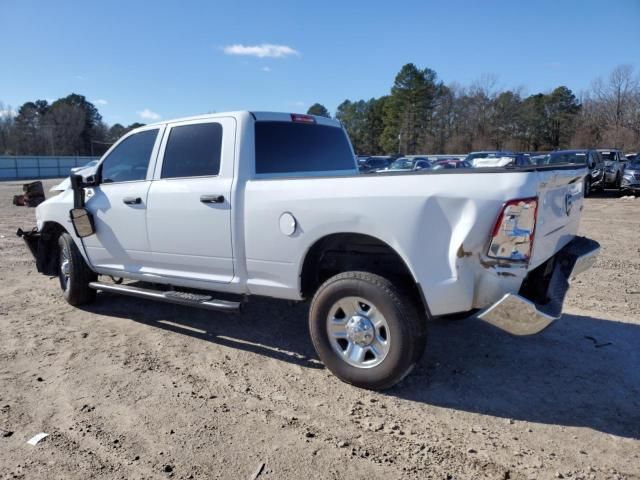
145, 117, 236, 284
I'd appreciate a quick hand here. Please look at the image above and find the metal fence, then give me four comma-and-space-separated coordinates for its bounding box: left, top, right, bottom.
0, 156, 100, 180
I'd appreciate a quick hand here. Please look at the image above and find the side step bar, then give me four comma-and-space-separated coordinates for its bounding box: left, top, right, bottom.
89, 282, 241, 313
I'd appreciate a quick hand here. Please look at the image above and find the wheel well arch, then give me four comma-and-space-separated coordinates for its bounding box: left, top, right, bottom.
299, 232, 429, 317
40, 220, 67, 236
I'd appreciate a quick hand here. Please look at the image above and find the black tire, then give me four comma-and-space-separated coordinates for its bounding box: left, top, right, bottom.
584, 179, 591, 197
58, 232, 97, 306
309, 271, 426, 390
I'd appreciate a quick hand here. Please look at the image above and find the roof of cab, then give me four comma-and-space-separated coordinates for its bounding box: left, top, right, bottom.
143, 111, 341, 128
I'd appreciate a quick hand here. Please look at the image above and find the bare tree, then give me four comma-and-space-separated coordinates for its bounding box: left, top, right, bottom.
590, 65, 640, 148
0, 102, 15, 154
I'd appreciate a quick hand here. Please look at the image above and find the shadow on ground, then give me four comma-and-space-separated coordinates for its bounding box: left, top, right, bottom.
85, 292, 322, 370
86, 293, 640, 439
399, 313, 640, 440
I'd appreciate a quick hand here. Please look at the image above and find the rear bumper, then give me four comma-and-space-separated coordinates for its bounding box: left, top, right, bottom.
477, 236, 599, 335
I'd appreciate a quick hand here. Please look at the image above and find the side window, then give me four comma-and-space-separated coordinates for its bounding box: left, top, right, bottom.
101, 129, 158, 183
161, 123, 223, 179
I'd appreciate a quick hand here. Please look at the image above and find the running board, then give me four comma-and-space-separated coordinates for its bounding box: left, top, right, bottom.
89, 282, 241, 312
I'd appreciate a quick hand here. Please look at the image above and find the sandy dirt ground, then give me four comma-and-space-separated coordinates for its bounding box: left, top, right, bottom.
0, 179, 639, 480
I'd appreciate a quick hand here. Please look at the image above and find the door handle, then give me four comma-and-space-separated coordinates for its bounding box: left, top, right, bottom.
200, 195, 225, 204
123, 196, 142, 205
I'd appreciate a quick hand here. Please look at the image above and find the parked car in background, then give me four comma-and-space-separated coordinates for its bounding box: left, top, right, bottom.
425, 154, 466, 162
431, 158, 472, 170
358, 156, 393, 173
621, 159, 640, 194
597, 149, 625, 189
471, 152, 531, 168
464, 151, 514, 167
540, 149, 604, 196
625, 153, 637, 162
381, 156, 431, 172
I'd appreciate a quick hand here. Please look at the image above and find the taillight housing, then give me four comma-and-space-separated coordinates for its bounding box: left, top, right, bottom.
488, 197, 538, 262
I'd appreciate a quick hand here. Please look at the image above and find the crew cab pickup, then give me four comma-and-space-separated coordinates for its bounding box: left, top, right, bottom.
18, 111, 600, 390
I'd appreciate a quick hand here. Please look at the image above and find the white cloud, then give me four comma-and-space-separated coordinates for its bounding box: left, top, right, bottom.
137, 108, 161, 121
262, 66, 271, 72
223, 43, 299, 58
0, 107, 16, 118
93, 99, 108, 105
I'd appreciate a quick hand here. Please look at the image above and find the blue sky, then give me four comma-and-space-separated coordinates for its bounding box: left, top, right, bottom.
1, 0, 638, 126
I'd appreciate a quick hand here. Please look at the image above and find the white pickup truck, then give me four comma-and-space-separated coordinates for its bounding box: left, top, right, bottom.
18, 111, 599, 390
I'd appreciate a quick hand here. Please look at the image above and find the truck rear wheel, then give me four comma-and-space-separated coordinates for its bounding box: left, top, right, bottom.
309, 271, 426, 390
58, 232, 97, 306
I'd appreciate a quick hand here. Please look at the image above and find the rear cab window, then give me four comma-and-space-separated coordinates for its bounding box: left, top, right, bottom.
254, 121, 356, 176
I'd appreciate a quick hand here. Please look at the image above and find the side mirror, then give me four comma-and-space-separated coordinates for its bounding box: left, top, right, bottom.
84, 174, 99, 185
69, 208, 96, 238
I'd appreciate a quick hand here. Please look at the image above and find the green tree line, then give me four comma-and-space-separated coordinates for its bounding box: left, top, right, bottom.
309, 63, 640, 155
2, 64, 639, 157
0, 94, 144, 156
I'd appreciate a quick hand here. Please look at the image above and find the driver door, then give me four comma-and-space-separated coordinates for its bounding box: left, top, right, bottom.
82, 126, 164, 272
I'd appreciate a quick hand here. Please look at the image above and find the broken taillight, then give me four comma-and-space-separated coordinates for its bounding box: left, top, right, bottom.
488, 197, 538, 262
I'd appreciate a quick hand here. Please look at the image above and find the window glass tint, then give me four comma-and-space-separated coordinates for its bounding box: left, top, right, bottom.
161, 123, 223, 179
101, 129, 158, 183
599, 151, 616, 161
255, 122, 355, 174
547, 152, 587, 164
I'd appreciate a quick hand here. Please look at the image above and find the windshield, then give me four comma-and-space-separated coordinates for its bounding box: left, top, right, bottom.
599, 151, 617, 161
545, 152, 588, 165
389, 158, 414, 169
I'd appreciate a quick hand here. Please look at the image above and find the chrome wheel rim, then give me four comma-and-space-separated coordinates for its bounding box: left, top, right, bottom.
59, 247, 70, 291
326, 296, 390, 368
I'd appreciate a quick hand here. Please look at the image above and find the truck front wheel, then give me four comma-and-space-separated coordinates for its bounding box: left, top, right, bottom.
309, 271, 426, 390
58, 232, 97, 306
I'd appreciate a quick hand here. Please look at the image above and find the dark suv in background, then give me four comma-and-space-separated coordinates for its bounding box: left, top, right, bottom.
541, 149, 605, 196
357, 156, 393, 173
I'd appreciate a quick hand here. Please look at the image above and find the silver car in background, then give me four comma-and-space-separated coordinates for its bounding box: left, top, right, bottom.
621, 159, 640, 194
597, 149, 625, 188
